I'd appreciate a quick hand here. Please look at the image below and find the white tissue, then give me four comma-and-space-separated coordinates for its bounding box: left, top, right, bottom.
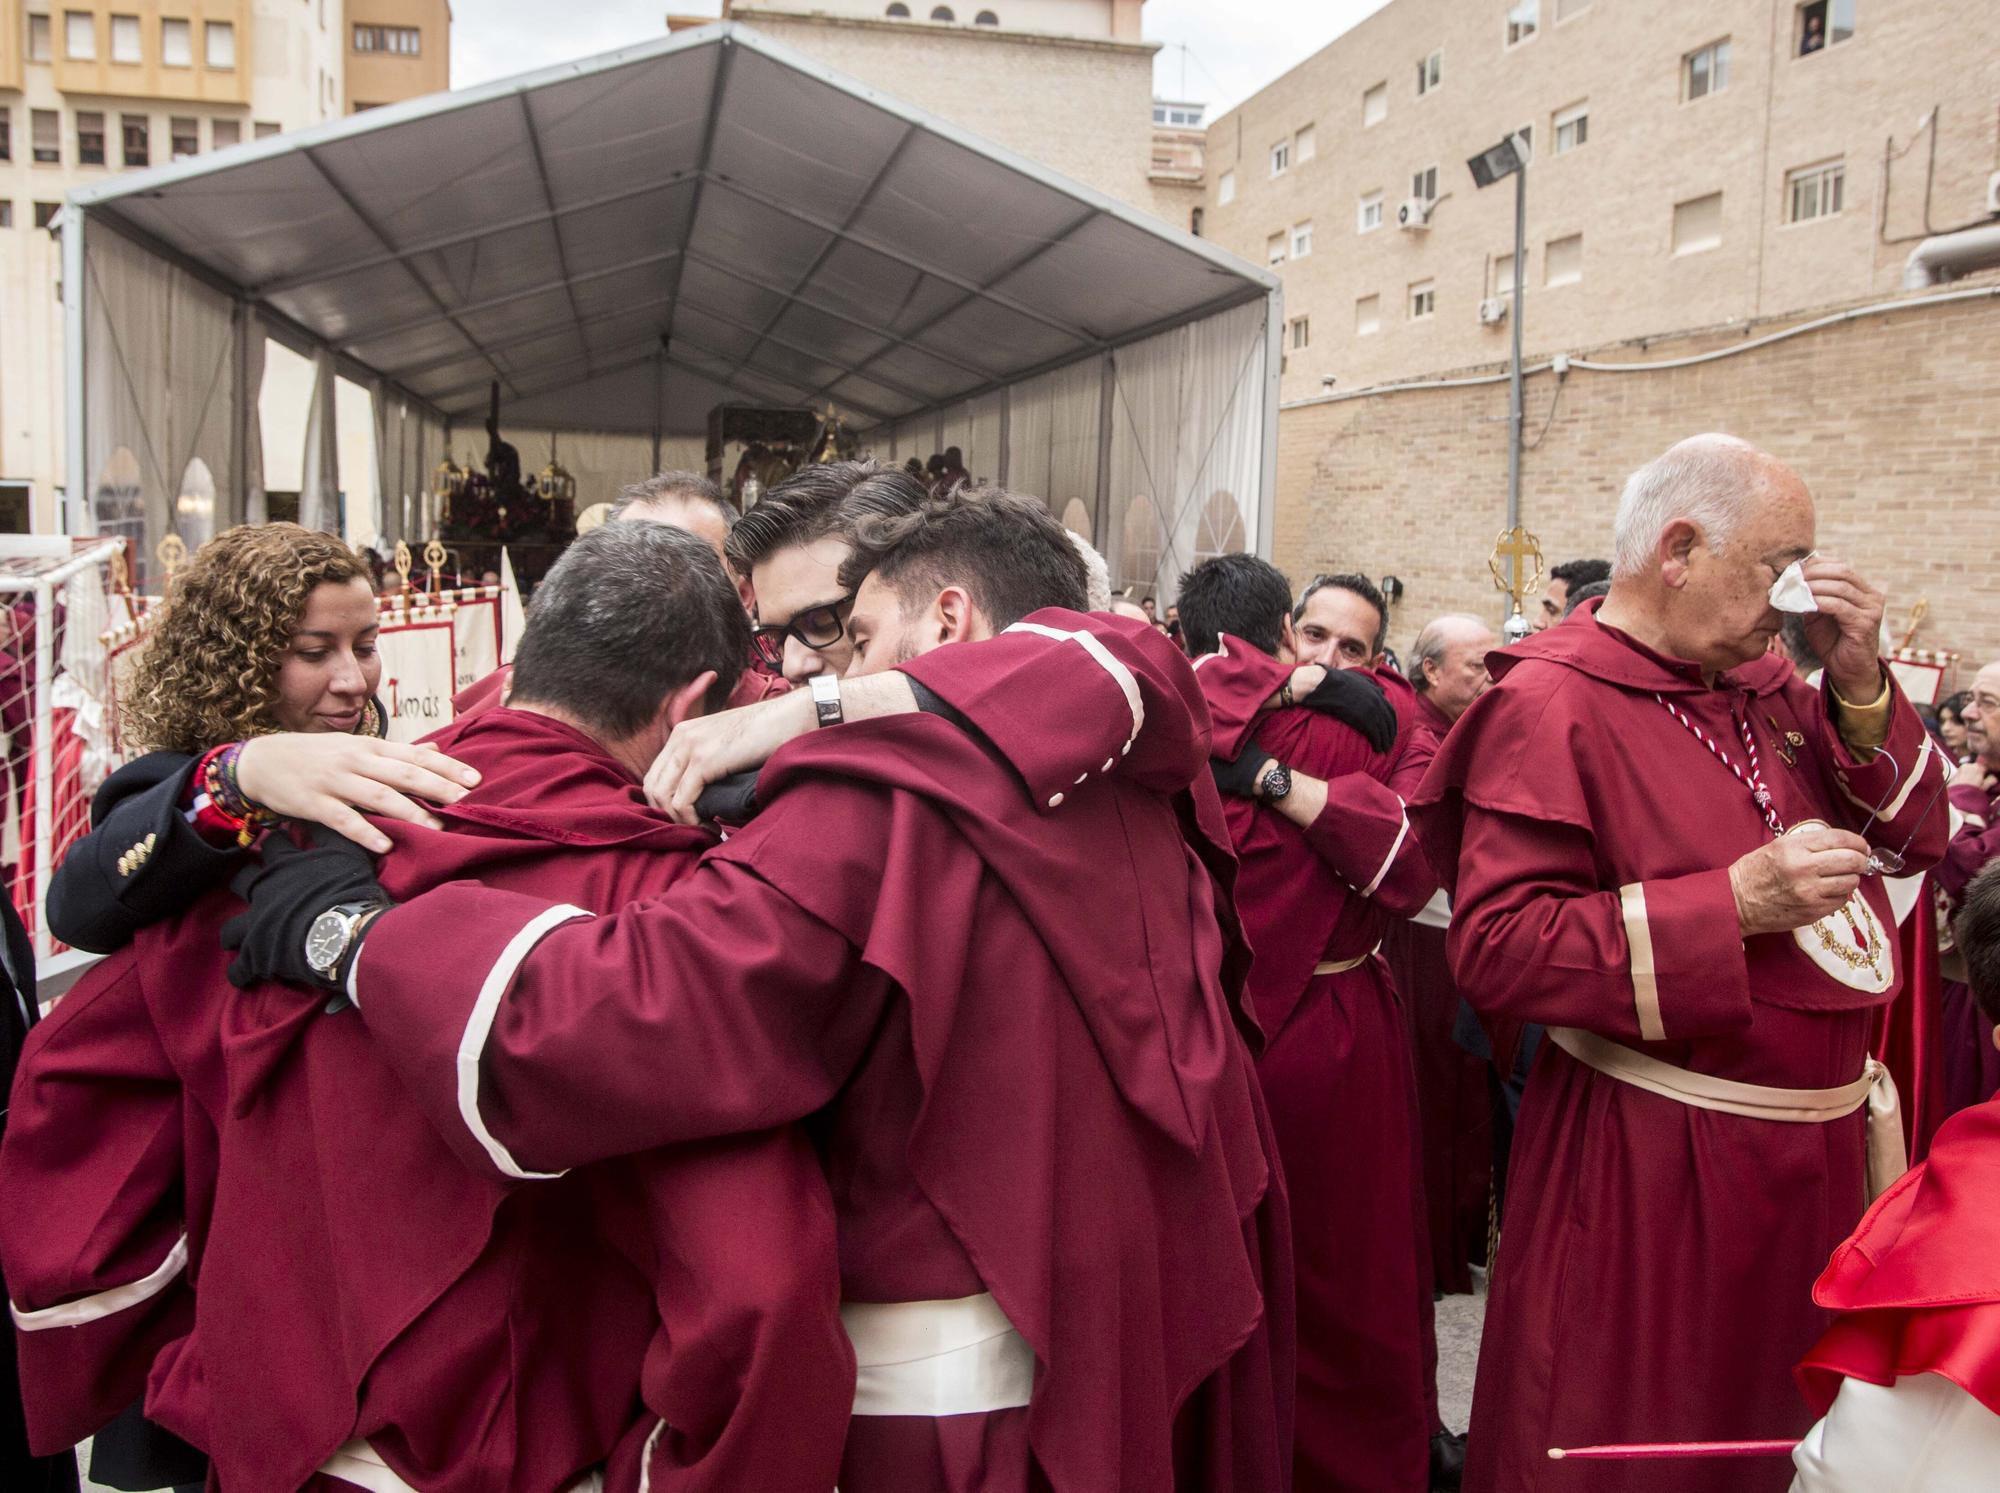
1769, 561, 1818, 614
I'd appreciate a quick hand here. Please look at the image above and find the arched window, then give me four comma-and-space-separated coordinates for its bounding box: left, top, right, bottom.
1059, 499, 1092, 543
1191, 490, 1245, 565
176, 457, 217, 550
885, 2, 910, 14
1119, 494, 1163, 597
93, 446, 147, 576
930, 5, 955, 20
975, 9, 999, 22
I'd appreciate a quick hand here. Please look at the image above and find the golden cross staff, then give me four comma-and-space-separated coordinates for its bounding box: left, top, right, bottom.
393, 539, 413, 593
423, 538, 447, 597
1488, 525, 1545, 641
1898, 599, 1928, 652
155, 533, 188, 581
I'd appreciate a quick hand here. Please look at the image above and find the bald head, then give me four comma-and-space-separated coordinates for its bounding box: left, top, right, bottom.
1411, 613, 1497, 723
1966, 662, 2000, 767
611, 472, 749, 610
1107, 598, 1150, 623
1601, 434, 1816, 676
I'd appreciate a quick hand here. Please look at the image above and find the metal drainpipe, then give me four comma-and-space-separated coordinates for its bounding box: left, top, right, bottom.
1902, 222, 2000, 289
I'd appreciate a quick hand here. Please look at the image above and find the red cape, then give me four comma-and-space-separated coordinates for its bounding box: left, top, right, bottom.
1800, 1092, 2000, 1416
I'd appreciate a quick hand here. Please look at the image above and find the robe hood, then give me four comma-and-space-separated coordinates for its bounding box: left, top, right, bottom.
1489, 597, 1795, 699
1798, 1094, 2000, 1416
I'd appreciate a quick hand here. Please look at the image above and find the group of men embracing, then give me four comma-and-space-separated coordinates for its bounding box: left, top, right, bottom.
4, 433, 1995, 1493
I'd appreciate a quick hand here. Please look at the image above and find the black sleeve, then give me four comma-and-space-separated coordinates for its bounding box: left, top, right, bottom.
44, 752, 242, 954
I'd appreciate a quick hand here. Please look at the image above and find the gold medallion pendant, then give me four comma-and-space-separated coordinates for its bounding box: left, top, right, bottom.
1783, 821, 1893, 995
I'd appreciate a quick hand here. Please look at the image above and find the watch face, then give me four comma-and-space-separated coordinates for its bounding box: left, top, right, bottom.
1263, 765, 1292, 801
306, 910, 349, 974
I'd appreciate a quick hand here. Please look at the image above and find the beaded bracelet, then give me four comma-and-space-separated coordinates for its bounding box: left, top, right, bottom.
202, 741, 274, 847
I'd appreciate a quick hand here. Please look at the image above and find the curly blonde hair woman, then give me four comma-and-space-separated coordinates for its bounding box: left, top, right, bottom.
123, 523, 385, 755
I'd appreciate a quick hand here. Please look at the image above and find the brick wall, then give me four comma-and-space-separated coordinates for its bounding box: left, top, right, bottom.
1274, 286, 2000, 678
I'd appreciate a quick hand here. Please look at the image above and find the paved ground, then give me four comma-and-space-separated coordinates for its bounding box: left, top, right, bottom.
1436, 1266, 1488, 1435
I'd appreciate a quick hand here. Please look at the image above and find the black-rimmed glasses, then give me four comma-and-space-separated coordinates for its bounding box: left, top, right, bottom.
749, 596, 853, 670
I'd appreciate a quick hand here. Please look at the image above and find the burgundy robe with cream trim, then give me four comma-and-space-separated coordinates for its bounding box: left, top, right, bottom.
1195, 638, 1439, 1492
348, 611, 1293, 1493
1937, 778, 2000, 1114
1410, 601, 1950, 1493
1, 706, 854, 1493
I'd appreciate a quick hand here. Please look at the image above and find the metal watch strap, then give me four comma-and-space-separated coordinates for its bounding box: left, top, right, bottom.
809, 673, 843, 727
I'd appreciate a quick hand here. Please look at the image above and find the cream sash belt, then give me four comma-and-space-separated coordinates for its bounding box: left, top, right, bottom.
1313, 944, 1382, 977
841, 1291, 1036, 1418
319, 1439, 604, 1493
1548, 1026, 1907, 1201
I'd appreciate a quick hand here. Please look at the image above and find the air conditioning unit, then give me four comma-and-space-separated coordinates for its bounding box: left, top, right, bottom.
1987, 169, 2000, 216
1478, 296, 1509, 326
1397, 198, 1432, 231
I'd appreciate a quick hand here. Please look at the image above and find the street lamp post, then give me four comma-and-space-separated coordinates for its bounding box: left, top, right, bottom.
1467, 132, 1535, 640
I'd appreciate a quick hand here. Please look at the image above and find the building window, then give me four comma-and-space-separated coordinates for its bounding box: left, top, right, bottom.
1416, 49, 1441, 95
1786, 159, 1845, 222
975, 9, 998, 22
1555, 0, 1589, 18
34, 201, 60, 230
1672, 191, 1723, 254
1291, 220, 1313, 258
1506, 0, 1538, 47
1267, 231, 1286, 266
353, 24, 421, 55
212, 118, 241, 149
885, 2, 910, 12
1289, 316, 1309, 350
1295, 125, 1315, 163
64, 10, 95, 59
28, 13, 51, 63
110, 13, 140, 63
1553, 102, 1588, 154
121, 113, 148, 168
1270, 140, 1289, 177
1219, 169, 1235, 205
1355, 295, 1381, 336
162, 16, 190, 66
1684, 39, 1730, 100
1411, 165, 1438, 202
205, 19, 234, 69
1409, 280, 1436, 319
1362, 82, 1387, 127
32, 109, 59, 164
1154, 104, 1204, 126
0, 108, 9, 164
930, 5, 954, 19
1494, 251, 1518, 297
170, 116, 198, 158
1189, 206, 1203, 236
1357, 191, 1384, 233
1545, 233, 1582, 285
77, 111, 105, 166
0, 202, 12, 230
254, 120, 279, 139
1797, 0, 1853, 56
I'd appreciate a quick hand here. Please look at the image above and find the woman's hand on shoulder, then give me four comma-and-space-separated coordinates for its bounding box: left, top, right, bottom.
235, 734, 481, 853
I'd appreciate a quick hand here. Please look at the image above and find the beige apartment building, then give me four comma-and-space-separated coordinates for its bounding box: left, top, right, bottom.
683, 0, 1200, 222
0, 0, 449, 532
1204, 0, 2000, 404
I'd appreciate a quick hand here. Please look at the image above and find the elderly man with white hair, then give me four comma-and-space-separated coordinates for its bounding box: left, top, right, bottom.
1410, 433, 1952, 1493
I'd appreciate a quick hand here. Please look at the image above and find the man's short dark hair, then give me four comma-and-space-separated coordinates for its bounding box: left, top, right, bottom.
1563, 578, 1612, 617
1176, 553, 1292, 658
1552, 558, 1612, 592
509, 523, 749, 734
609, 470, 732, 525
836, 486, 1087, 628
727, 460, 928, 573
1294, 572, 1388, 653
1956, 862, 2000, 1025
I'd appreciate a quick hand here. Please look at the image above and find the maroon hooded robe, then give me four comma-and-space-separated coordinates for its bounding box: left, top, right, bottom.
1937, 777, 2000, 1113
2, 705, 854, 1493
1411, 600, 1950, 1493
345, 612, 1293, 1493
1193, 638, 1439, 1491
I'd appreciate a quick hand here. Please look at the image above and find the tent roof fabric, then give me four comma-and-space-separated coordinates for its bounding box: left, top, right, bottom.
72, 23, 1276, 436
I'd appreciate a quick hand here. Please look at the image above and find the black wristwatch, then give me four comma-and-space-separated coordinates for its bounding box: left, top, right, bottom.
1257, 762, 1293, 802
305, 901, 381, 988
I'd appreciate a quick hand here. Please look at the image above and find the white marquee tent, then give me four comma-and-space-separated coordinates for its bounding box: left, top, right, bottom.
61, 22, 1280, 599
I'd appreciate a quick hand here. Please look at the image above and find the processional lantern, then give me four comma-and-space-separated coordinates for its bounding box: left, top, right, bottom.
1488, 525, 1545, 643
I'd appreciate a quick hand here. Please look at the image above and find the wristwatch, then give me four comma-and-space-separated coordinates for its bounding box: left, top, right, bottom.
1257, 762, 1293, 802
809, 672, 844, 728
305, 901, 381, 984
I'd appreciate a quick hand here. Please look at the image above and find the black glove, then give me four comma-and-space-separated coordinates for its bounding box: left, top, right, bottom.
1297, 668, 1398, 754
220, 825, 390, 992
693, 769, 761, 826
1211, 744, 1275, 800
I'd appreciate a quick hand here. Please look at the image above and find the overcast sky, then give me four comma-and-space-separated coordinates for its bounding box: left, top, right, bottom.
451, 0, 1393, 119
